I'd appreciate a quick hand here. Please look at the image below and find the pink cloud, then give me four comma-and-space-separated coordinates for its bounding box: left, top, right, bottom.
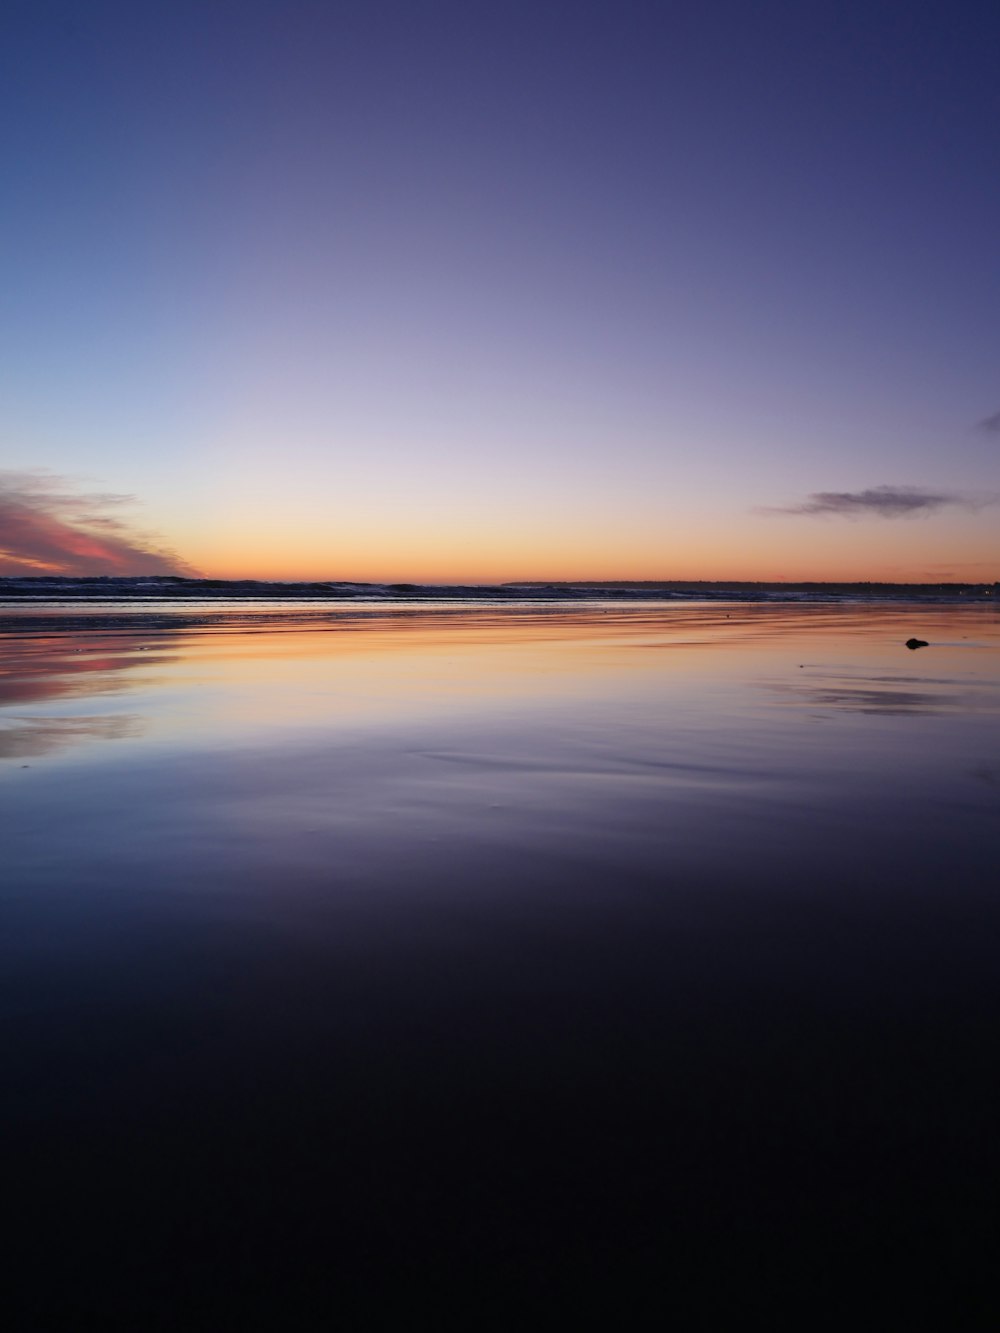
0, 470, 196, 576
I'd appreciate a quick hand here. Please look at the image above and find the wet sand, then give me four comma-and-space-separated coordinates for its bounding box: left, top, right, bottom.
3, 602, 999, 1325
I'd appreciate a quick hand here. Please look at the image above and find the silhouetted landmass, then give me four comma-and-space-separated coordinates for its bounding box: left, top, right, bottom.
0, 575, 996, 603
506, 579, 999, 599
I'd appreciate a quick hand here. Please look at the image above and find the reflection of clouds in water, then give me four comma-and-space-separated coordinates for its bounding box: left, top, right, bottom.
0, 633, 171, 758
769, 676, 961, 715
769, 657, 1000, 718
0, 664, 130, 708
0, 635, 178, 708
0, 713, 146, 758
799, 687, 950, 715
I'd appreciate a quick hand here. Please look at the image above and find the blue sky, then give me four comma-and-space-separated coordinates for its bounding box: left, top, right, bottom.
2, 0, 998, 579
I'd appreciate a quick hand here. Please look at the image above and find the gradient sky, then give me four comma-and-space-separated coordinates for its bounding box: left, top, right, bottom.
2, 0, 998, 581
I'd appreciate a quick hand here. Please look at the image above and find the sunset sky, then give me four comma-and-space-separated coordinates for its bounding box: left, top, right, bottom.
2, 0, 998, 582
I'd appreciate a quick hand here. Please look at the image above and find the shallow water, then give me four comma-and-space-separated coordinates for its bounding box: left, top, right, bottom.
3, 602, 999, 1324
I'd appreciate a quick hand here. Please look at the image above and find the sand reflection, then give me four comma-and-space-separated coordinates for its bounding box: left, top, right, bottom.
1, 601, 998, 763
0, 713, 146, 759
0, 630, 178, 758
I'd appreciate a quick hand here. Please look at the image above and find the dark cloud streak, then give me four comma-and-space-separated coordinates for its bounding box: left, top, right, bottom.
0, 470, 196, 576
759, 485, 989, 519
976, 409, 1000, 433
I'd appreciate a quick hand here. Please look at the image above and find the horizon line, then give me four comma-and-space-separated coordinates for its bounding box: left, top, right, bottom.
2, 574, 997, 588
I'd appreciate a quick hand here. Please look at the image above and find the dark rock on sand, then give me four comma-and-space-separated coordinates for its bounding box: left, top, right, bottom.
905, 638, 929, 650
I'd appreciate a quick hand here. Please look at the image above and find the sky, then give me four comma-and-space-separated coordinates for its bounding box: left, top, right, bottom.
2, 0, 998, 582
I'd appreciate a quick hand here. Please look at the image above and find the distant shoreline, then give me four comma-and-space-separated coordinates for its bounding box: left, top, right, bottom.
0, 575, 996, 604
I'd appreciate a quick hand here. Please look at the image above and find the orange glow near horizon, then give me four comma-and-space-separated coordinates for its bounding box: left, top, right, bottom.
189, 549, 998, 587
177, 511, 998, 585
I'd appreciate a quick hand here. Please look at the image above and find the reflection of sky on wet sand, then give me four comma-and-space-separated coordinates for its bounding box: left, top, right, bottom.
4, 601, 1000, 1322
3, 600, 998, 903
0, 630, 178, 707
0, 713, 145, 759
0, 603, 996, 816
767, 671, 996, 715
2, 601, 998, 762
0, 630, 175, 757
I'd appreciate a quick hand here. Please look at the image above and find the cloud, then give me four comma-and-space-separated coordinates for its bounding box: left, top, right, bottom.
0, 470, 196, 576
976, 410, 1000, 433
759, 485, 987, 519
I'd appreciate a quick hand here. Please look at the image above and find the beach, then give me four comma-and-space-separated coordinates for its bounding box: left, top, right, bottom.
3, 600, 999, 1324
